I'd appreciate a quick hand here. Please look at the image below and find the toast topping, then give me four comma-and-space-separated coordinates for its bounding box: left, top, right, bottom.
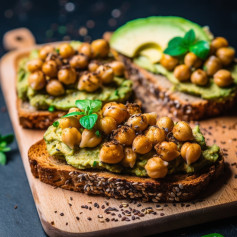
17, 41, 133, 111
44, 100, 221, 179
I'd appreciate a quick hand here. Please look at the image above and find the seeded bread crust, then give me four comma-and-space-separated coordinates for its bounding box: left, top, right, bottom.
118, 54, 237, 121
29, 140, 224, 203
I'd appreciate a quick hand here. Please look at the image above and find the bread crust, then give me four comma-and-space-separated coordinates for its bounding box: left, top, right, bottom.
115, 53, 237, 121
28, 140, 224, 202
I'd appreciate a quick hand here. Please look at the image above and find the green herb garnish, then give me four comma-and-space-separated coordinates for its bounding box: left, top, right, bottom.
0, 133, 14, 165
56, 48, 60, 54
93, 161, 98, 167
53, 121, 59, 127
62, 99, 102, 130
95, 130, 101, 137
164, 29, 210, 59
48, 105, 55, 112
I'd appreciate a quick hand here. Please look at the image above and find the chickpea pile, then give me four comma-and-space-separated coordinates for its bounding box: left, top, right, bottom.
58, 102, 203, 179
161, 37, 235, 88
27, 40, 125, 96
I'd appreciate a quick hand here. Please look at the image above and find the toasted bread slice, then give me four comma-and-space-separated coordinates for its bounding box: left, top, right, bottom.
118, 54, 237, 121
29, 139, 224, 202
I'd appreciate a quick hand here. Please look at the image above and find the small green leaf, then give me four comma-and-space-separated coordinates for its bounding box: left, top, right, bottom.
167, 37, 184, 47
48, 105, 55, 112
75, 100, 102, 113
189, 40, 210, 60
183, 29, 195, 46
202, 234, 224, 237
95, 130, 101, 137
164, 45, 188, 56
75, 100, 91, 111
53, 121, 59, 127
0, 134, 14, 145
93, 161, 98, 167
0, 152, 6, 165
80, 114, 98, 130
0, 141, 7, 148
56, 48, 60, 54
89, 100, 102, 113
62, 111, 85, 118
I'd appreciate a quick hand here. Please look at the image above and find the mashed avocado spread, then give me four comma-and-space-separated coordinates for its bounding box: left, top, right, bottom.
17, 42, 133, 111
134, 56, 237, 100
44, 123, 220, 177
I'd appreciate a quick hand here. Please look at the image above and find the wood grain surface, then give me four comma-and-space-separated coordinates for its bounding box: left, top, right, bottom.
0, 44, 237, 237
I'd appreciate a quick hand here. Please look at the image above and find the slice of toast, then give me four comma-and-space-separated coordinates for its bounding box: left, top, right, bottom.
29, 139, 224, 202
119, 54, 237, 121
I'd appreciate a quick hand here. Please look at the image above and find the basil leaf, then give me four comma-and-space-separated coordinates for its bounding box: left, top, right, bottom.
0, 152, 6, 165
62, 111, 84, 118
183, 29, 195, 46
89, 100, 102, 113
1, 134, 14, 145
75, 100, 91, 111
167, 37, 184, 47
93, 161, 98, 167
190, 40, 210, 60
164, 45, 188, 56
80, 114, 98, 130
0, 141, 7, 148
53, 121, 59, 127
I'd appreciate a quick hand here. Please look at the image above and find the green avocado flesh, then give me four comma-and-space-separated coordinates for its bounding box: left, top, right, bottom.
17, 42, 133, 111
44, 123, 220, 177
134, 56, 237, 100
110, 16, 212, 58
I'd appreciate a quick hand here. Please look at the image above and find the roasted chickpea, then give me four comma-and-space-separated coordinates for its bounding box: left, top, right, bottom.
59, 117, 80, 130
121, 147, 137, 168
88, 62, 99, 72
28, 71, 46, 90
211, 37, 228, 52
172, 121, 193, 141
78, 42, 92, 57
174, 64, 191, 82
145, 156, 168, 179
132, 135, 152, 154
46, 80, 65, 96
191, 69, 208, 86
68, 107, 83, 119
61, 127, 81, 149
109, 61, 125, 76
184, 52, 202, 69
70, 54, 88, 69
99, 141, 124, 164
156, 116, 174, 132
181, 142, 201, 165
112, 125, 136, 146
80, 129, 102, 148
91, 39, 110, 58
39, 45, 54, 60
214, 69, 233, 87
126, 103, 142, 116
58, 68, 77, 85
160, 54, 179, 71
97, 116, 117, 135
58, 43, 75, 58
102, 102, 128, 124
126, 114, 148, 132
204, 56, 222, 76
45, 53, 62, 67
155, 141, 180, 162
42, 60, 58, 77
78, 73, 100, 92
27, 58, 43, 72
145, 126, 166, 145
143, 113, 157, 126
96, 65, 114, 84
216, 47, 235, 66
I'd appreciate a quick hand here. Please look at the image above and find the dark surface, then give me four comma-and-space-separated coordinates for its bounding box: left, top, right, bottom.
0, 0, 237, 236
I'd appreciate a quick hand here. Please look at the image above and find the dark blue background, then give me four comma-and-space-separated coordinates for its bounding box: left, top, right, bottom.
0, 0, 237, 236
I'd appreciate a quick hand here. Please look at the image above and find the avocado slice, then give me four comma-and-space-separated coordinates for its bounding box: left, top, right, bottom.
110, 16, 211, 58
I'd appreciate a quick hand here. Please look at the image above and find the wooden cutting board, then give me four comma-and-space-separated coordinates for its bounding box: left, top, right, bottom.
1, 34, 237, 236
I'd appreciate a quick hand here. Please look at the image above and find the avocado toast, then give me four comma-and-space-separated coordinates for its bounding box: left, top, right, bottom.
109, 16, 237, 120
28, 99, 224, 202
16, 40, 133, 129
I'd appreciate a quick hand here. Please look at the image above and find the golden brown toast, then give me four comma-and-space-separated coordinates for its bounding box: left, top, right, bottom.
28, 139, 224, 202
